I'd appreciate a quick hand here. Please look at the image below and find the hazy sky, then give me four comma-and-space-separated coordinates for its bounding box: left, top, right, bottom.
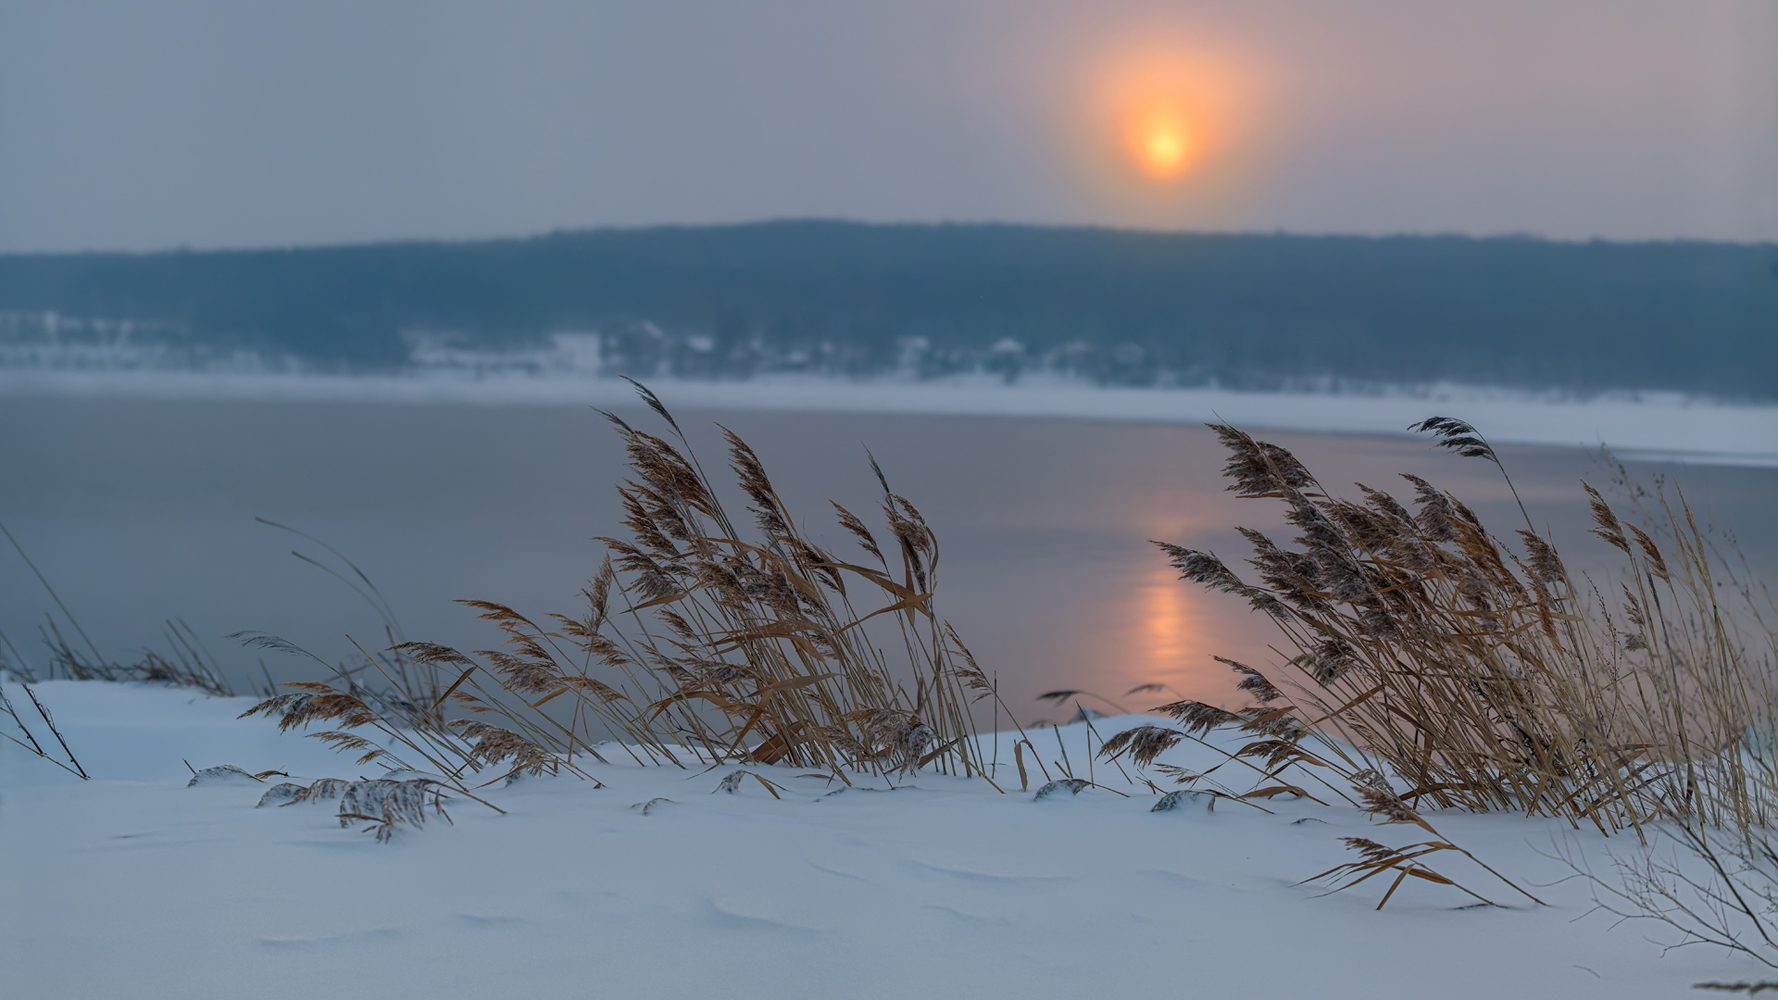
2, 1, 1775, 252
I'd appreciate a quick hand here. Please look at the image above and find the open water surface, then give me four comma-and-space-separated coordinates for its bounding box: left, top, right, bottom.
2, 396, 1773, 721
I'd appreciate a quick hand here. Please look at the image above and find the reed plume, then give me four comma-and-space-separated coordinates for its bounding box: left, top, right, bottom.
255, 382, 991, 789
1150, 422, 1778, 837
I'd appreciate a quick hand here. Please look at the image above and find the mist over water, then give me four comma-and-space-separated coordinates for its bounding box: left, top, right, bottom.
4, 396, 1772, 724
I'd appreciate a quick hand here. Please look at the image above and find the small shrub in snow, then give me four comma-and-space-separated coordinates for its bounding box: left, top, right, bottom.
714, 769, 784, 798
251, 776, 446, 843
255, 777, 348, 808
186, 764, 263, 787
255, 783, 306, 807
1033, 778, 1089, 801
1151, 790, 1208, 813
337, 778, 452, 843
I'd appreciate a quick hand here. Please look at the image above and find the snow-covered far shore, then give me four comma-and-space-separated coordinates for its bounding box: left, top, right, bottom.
3, 366, 1774, 468
0, 678, 1758, 998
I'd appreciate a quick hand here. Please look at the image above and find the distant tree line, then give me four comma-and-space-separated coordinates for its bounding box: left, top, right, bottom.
0, 221, 1773, 398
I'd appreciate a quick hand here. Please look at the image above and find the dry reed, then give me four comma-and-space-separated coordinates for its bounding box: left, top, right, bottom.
1, 524, 234, 780
0, 666, 87, 779
1140, 421, 1778, 838
242, 382, 994, 789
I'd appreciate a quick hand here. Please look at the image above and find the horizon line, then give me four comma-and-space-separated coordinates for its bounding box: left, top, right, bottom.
8, 217, 1776, 260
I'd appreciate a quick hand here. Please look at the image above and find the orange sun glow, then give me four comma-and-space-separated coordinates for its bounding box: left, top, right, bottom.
1074, 36, 1258, 201
1134, 111, 1195, 178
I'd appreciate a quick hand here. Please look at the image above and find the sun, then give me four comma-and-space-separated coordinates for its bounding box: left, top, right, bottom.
1057, 30, 1264, 222
1077, 38, 1254, 194
1134, 111, 1194, 178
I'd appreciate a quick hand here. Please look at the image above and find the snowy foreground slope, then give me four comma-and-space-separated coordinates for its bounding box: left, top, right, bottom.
0, 680, 1750, 998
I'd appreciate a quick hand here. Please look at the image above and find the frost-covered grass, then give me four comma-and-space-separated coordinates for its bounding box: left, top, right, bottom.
0, 678, 1754, 999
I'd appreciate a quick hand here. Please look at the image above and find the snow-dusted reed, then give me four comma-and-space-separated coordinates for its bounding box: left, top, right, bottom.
2, 330, 1774, 467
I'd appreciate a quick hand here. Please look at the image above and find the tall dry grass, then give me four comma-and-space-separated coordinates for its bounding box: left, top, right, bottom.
2, 517, 238, 779
1141, 421, 1778, 838
243, 382, 994, 787
0, 517, 233, 697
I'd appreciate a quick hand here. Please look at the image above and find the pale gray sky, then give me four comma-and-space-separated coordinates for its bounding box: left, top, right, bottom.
2, 0, 1775, 252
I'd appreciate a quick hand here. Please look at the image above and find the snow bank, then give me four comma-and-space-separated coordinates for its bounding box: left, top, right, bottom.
3, 367, 1773, 467
0, 678, 1757, 997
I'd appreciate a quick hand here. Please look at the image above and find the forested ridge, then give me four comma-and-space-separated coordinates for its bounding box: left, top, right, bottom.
2, 221, 1773, 398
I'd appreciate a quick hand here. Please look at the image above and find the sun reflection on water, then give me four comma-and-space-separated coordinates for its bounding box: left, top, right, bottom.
1121, 561, 1247, 708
